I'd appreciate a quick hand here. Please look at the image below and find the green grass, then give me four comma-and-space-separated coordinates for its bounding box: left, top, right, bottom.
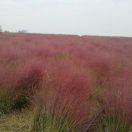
94, 114, 132, 132
32, 106, 75, 132
0, 109, 132, 132
0, 89, 15, 114
0, 88, 31, 114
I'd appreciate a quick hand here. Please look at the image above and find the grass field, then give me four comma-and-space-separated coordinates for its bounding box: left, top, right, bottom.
0, 32, 132, 131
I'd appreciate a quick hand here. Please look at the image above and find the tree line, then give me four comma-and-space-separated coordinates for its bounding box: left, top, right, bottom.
0, 25, 27, 33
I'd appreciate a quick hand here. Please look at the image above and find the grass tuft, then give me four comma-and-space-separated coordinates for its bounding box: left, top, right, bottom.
94, 113, 132, 132
32, 105, 75, 132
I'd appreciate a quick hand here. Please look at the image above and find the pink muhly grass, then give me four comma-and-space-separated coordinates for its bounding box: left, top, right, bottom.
98, 66, 132, 123
33, 62, 93, 131
0, 33, 132, 129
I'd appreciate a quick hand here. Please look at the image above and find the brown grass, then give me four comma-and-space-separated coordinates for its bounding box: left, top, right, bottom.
0, 109, 32, 132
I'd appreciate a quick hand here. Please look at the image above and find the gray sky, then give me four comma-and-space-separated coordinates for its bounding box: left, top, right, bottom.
0, 0, 132, 36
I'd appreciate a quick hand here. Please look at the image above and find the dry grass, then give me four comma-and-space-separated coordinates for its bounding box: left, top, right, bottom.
0, 109, 32, 132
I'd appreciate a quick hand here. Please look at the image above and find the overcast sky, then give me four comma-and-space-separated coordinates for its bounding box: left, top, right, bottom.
0, 0, 132, 36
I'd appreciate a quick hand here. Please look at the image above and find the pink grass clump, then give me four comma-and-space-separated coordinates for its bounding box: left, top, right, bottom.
34, 62, 92, 126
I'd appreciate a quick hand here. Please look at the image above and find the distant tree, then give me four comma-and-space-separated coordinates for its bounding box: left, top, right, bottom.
4, 30, 9, 33
18, 30, 27, 33
0, 26, 2, 32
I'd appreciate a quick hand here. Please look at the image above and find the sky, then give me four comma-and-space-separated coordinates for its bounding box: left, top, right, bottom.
0, 0, 132, 37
